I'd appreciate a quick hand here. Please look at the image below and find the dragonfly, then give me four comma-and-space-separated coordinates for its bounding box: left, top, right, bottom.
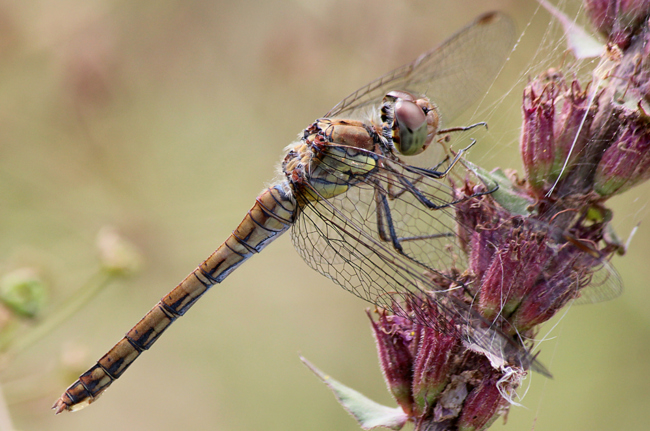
54, 12, 542, 413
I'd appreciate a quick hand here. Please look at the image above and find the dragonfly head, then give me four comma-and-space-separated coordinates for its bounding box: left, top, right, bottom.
384, 91, 440, 156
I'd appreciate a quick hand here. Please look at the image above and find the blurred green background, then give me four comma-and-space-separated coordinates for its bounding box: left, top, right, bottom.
1, 0, 649, 430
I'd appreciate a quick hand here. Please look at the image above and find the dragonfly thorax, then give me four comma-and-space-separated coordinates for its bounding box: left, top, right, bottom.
282, 119, 381, 202
381, 91, 440, 156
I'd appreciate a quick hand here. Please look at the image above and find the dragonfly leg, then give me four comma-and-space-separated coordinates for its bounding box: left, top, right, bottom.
437, 121, 487, 134
383, 154, 450, 202
397, 172, 498, 211
374, 184, 454, 259
392, 140, 499, 210
409, 139, 478, 180
376, 139, 480, 212
374, 188, 404, 253
385, 136, 482, 204
380, 134, 478, 203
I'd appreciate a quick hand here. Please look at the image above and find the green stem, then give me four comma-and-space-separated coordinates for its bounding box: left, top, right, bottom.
2, 269, 117, 356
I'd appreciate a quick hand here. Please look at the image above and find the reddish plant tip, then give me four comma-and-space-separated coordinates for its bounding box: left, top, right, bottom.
368, 296, 525, 430
368, 309, 416, 414
520, 77, 559, 194
585, 0, 650, 47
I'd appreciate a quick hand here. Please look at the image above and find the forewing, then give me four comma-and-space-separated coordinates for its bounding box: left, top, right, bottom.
572, 249, 623, 305
324, 12, 516, 125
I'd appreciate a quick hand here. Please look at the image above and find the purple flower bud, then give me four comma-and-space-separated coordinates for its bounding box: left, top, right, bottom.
520, 72, 598, 197
454, 189, 508, 293
368, 309, 415, 414
594, 117, 650, 196
411, 327, 461, 416
509, 252, 580, 331
456, 373, 514, 431
478, 229, 551, 321
511, 278, 577, 332
585, 0, 616, 35
520, 77, 559, 194
467, 228, 499, 286
552, 80, 594, 174
585, 0, 650, 47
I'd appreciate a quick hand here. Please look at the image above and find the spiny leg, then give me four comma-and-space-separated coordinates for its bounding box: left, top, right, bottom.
385, 154, 450, 201
437, 121, 487, 135
405, 138, 478, 181
371, 139, 497, 258
386, 122, 487, 200
400, 139, 499, 210
385, 139, 478, 206
374, 186, 403, 253
373, 180, 453, 257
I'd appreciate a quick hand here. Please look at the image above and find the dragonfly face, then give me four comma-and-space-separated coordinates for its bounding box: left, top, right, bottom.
382, 90, 440, 156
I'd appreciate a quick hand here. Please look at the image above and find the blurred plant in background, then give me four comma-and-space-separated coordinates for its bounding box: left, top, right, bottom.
0, 227, 141, 429
304, 0, 650, 429
0, 268, 47, 322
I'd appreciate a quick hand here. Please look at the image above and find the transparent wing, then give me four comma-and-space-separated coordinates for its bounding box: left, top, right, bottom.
324, 12, 516, 126
569, 244, 623, 305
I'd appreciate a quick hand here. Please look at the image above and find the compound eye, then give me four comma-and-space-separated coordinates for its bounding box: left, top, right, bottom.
394, 99, 428, 156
